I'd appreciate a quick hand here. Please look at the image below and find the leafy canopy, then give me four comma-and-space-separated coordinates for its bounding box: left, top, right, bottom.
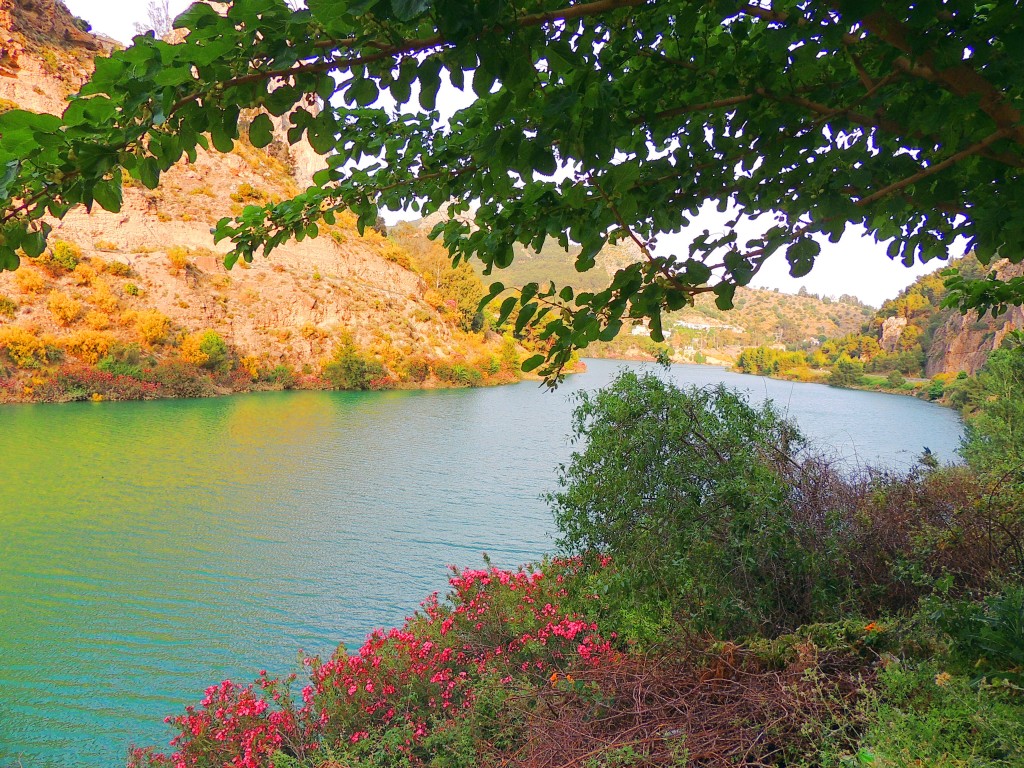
1, 0, 1023, 378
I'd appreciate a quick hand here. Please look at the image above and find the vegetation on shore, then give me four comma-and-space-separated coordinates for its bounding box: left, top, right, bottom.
129, 368, 1024, 768
0, 228, 545, 403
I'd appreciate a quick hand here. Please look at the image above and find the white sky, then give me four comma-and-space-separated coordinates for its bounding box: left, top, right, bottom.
60, 0, 956, 307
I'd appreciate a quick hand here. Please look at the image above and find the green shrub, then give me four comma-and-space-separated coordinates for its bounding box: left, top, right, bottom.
106, 261, 134, 278
886, 369, 906, 388
850, 661, 1024, 767
549, 371, 829, 638
933, 586, 1024, 687
146, 361, 213, 398
96, 348, 144, 379
323, 336, 386, 390
960, 339, 1024, 478
197, 331, 229, 371
39, 240, 81, 274
402, 354, 431, 383
829, 354, 864, 387
263, 364, 297, 389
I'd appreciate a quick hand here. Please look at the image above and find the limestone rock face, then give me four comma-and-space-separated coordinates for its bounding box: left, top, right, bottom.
925, 262, 1024, 377
926, 304, 1024, 376
879, 315, 907, 353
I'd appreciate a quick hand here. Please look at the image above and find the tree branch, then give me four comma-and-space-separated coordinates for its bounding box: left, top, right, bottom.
856, 128, 1012, 208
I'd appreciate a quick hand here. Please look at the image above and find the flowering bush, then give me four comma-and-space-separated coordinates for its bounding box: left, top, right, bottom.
35, 364, 160, 402
131, 559, 615, 768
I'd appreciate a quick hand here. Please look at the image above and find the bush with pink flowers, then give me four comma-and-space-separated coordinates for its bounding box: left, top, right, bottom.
129, 558, 615, 768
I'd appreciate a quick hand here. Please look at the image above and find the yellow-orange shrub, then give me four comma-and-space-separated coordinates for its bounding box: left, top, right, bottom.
15, 269, 46, 295
73, 263, 97, 286
178, 332, 209, 366
47, 291, 82, 327
104, 260, 134, 278
134, 309, 171, 346
90, 278, 119, 312
64, 330, 115, 364
240, 355, 260, 380
84, 310, 110, 330
0, 327, 47, 368
167, 246, 190, 274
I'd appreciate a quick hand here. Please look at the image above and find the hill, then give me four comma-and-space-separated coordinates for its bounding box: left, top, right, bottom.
400, 215, 873, 365
735, 253, 1024, 394
0, 1, 519, 402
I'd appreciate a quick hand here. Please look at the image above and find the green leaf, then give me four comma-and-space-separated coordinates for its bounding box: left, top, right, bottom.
515, 302, 537, 334
92, 178, 123, 213
714, 283, 736, 311
211, 127, 235, 153
0, 160, 20, 199
522, 354, 545, 372
21, 229, 47, 258
307, 111, 337, 154
139, 157, 160, 189
478, 281, 504, 310
498, 295, 518, 325
787, 237, 821, 278
520, 282, 539, 305
349, 78, 379, 107
0, 244, 20, 272
391, 0, 429, 21
248, 113, 275, 149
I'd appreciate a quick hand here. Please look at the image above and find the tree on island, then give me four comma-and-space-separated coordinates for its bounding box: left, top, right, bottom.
0, 0, 1022, 379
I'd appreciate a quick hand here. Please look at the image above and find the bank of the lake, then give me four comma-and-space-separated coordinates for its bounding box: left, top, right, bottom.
0, 360, 964, 767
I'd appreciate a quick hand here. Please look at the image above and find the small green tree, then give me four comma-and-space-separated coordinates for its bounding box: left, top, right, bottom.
829, 355, 865, 388
197, 331, 229, 372
323, 334, 386, 390
961, 337, 1024, 478
549, 371, 833, 638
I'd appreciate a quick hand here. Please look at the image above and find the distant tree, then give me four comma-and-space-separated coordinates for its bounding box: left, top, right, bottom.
133, 0, 174, 38
829, 355, 865, 388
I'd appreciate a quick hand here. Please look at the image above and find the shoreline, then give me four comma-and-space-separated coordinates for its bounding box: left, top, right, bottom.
586, 350, 953, 406
0, 359, 589, 407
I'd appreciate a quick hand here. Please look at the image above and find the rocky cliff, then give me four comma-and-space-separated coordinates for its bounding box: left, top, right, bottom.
924, 263, 1024, 377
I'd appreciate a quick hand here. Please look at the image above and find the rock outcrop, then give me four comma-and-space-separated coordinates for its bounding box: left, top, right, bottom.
879, 316, 908, 353
925, 262, 1024, 376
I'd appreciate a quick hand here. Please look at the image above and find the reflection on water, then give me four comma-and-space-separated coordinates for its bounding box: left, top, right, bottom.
0, 360, 962, 766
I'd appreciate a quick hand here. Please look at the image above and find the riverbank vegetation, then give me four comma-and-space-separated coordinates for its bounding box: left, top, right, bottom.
130, 369, 1024, 768
0, 230, 538, 403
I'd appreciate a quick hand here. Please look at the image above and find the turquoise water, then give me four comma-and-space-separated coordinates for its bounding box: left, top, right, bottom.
0, 360, 963, 767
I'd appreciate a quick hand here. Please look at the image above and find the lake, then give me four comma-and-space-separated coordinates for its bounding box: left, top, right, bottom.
0, 360, 964, 767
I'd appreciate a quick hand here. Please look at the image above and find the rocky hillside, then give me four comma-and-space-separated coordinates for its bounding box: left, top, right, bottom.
0, 1, 519, 401
923, 264, 1024, 376
735, 253, 1023, 390
865, 255, 1023, 377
